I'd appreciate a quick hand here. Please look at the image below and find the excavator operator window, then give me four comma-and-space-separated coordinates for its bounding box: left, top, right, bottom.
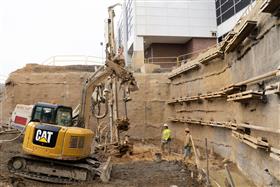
33, 106, 55, 124
56, 108, 72, 127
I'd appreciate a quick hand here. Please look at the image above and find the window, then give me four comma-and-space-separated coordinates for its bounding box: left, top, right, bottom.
33, 106, 42, 121
56, 108, 72, 127
221, 0, 234, 13
33, 106, 55, 124
32, 106, 71, 126
217, 17, 222, 25
235, 0, 251, 12
215, 0, 255, 26
41, 108, 54, 123
222, 7, 235, 21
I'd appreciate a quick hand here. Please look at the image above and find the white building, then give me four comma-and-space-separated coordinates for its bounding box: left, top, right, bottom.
215, 0, 255, 40
117, 0, 217, 70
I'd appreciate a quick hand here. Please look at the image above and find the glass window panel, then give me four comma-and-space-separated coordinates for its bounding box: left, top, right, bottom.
220, 0, 228, 6
216, 8, 221, 17
33, 106, 42, 121
235, 0, 251, 13
221, 0, 234, 13
41, 107, 54, 124
215, 0, 220, 8
222, 7, 234, 22
56, 108, 72, 127
217, 17, 222, 25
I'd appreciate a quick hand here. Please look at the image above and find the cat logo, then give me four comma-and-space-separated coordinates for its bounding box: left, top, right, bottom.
35, 129, 53, 144
33, 125, 60, 147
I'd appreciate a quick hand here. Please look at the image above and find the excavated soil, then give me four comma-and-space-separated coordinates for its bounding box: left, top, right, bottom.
0, 134, 205, 187
103, 160, 203, 187
1, 161, 202, 187
0, 132, 255, 187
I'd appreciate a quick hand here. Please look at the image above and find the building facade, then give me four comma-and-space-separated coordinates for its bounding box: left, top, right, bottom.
117, 0, 217, 70
216, 0, 255, 39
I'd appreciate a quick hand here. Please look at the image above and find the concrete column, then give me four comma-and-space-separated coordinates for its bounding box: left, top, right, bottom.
132, 36, 145, 71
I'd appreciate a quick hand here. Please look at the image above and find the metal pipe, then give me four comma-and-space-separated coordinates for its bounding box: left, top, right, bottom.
235, 69, 279, 86
109, 103, 113, 143
205, 138, 210, 186
108, 79, 114, 143
91, 86, 109, 119
225, 164, 235, 187
113, 78, 119, 120
238, 123, 280, 134
107, 4, 121, 58
123, 89, 128, 119
112, 78, 120, 143
104, 132, 108, 153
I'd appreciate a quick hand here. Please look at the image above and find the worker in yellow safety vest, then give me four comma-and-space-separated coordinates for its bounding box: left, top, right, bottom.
161, 123, 171, 154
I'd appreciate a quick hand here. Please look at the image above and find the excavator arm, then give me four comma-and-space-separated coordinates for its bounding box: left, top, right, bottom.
78, 59, 137, 129
77, 4, 138, 129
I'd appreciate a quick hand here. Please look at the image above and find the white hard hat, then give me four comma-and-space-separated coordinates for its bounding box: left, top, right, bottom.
163, 123, 168, 127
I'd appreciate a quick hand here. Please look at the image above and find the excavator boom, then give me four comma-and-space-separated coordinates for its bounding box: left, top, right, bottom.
78, 60, 137, 129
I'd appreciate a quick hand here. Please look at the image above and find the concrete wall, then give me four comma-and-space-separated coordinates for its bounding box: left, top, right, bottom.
134, 0, 216, 38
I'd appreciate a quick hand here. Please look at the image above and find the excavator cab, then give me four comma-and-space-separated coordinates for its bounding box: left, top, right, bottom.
22, 102, 94, 160
31, 102, 72, 127
9, 102, 112, 183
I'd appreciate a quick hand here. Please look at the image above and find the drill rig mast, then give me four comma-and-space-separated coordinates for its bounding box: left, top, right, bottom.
78, 4, 137, 145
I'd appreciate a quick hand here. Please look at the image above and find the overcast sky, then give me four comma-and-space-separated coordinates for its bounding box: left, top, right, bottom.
0, 0, 121, 83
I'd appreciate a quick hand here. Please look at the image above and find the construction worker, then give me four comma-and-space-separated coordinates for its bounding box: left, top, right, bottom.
161, 123, 171, 154
183, 128, 191, 161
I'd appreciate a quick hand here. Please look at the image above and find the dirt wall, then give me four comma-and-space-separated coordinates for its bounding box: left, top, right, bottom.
126, 73, 170, 139
0, 64, 99, 124
0, 65, 170, 141
168, 5, 280, 187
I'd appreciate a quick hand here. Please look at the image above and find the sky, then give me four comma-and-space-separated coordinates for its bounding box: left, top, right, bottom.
0, 0, 121, 83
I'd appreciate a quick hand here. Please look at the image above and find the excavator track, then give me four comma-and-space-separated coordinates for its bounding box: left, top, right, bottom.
12, 171, 75, 184
8, 155, 112, 184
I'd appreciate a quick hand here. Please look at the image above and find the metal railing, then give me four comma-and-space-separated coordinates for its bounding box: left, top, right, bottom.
145, 42, 220, 68
145, 56, 177, 64
145, 56, 178, 70
41, 55, 105, 66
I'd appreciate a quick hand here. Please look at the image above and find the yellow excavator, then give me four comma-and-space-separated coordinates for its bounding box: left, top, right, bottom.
7, 4, 137, 184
